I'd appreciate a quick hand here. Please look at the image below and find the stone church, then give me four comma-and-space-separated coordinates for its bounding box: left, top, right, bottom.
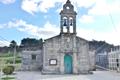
21, 0, 94, 74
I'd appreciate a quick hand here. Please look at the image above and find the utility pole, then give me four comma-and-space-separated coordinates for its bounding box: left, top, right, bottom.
13, 45, 16, 66
0, 59, 3, 79
0, 59, 2, 79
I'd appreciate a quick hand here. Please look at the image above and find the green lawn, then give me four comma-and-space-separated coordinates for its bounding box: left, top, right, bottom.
0, 53, 14, 57
0, 53, 21, 71
0, 53, 21, 80
2, 76, 15, 80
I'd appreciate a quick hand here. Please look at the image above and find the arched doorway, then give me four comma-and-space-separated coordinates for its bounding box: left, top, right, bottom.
64, 54, 73, 74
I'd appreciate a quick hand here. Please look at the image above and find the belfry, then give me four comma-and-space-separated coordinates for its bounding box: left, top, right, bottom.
60, 0, 77, 34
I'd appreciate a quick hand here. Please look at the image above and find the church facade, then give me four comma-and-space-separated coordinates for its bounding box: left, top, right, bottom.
21, 0, 94, 74
42, 0, 91, 74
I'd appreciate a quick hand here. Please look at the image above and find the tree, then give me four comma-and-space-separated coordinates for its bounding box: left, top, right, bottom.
38, 38, 43, 48
20, 38, 43, 48
9, 40, 17, 48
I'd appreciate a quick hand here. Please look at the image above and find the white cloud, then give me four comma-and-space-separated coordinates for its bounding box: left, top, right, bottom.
77, 27, 94, 41
0, 41, 10, 47
79, 15, 94, 23
38, 0, 57, 13
0, 0, 15, 4
1, 19, 120, 45
21, 0, 39, 15
21, 0, 65, 14
21, 0, 96, 14
89, 0, 120, 15
0, 19, 59, 39
16, 20, 59, 39
21, 0, 120, 17
77, 21, 120, 45
72, 0, 96, 8
0, 25, 3, 29
93, 31, 120, 46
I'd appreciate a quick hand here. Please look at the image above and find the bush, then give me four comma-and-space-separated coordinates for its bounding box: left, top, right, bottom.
6, 59, 21, 64
2, 66, 15, 75
15, 59, 21, 63
6, 59, 13, 64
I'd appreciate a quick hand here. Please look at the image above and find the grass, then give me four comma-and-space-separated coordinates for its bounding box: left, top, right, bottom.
0, 53, 14, 57
5, 58, 21, 64
0, 53, 22, 71
0, 53, 20, 80
1, 76, 15, 80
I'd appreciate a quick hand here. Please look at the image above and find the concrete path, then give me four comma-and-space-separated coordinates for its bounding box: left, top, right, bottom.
2, 71, 120, 80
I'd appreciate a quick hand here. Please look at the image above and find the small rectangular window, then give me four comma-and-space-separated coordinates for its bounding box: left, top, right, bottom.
49, 59, 57, 65
32, 54, 36, 60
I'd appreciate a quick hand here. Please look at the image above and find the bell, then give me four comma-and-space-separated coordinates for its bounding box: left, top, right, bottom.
64, 22, 67, 26
70, 19, 73, 26
63, 19, 67, 26
70, 22, 73, 26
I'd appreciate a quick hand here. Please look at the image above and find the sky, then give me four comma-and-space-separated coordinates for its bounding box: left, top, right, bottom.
0, 0, 120, 46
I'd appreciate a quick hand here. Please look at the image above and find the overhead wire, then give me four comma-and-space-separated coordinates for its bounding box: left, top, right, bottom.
95, 0, 118, 70
0, 36, 10, 42
106, 1, 119, 45
103, 0, 118, 34
0, 35, 10, 46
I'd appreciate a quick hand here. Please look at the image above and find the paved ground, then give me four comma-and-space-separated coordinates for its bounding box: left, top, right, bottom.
1, 71, 120, 80
14, 71, 120, 80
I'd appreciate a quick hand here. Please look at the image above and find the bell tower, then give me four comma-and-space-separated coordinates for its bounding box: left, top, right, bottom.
60, 0, 77, 34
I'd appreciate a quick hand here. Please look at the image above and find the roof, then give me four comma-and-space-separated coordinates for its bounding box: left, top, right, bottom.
44, 34, 60, 41
44, 33, 88, 42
